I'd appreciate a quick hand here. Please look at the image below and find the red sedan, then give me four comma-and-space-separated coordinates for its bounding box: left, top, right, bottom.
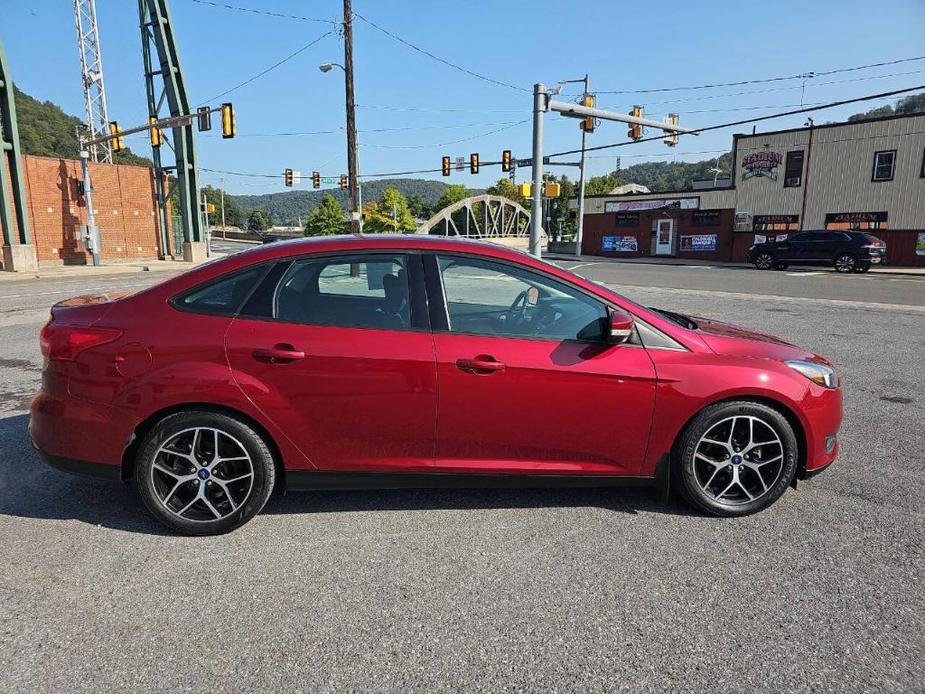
30, 236, 842, 534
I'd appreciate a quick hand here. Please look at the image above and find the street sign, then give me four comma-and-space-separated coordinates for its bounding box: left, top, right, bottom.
455, 156, 466, 172
320, 176, 338, 185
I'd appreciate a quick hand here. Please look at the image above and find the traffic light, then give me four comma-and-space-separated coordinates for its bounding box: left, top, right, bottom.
544, 181, 561, 198
108, 121, 125, 152
441, 155, 451, 177
149, 116, 164, 147
628, 105, 643, 141
501, 150, 512, 172
339, 174, 348, 190
518, 183, 532, 198
580, 93, 595, 132
312, 171, 320, 189
220, 102, 236, 139
284, 168, 293, 187
197, 106, 212, 132
470, 152, 479, 175
663, 113, 679, 147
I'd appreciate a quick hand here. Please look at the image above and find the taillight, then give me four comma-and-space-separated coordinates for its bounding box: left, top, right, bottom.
40, 321, 123, 362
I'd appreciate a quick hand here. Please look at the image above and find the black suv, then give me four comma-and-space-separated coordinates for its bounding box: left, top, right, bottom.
747, 231, 886, 273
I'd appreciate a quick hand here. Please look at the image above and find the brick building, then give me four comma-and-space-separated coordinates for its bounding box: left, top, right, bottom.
1, 154, 170, 269
577, 112, 925, 266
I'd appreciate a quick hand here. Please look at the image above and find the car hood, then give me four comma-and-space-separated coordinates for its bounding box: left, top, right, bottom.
691, 315, 825, 362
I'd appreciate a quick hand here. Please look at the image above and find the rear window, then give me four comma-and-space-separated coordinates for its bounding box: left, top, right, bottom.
173, 266, 265, 316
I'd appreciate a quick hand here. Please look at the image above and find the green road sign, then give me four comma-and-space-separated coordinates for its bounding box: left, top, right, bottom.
320, 177, 338, 185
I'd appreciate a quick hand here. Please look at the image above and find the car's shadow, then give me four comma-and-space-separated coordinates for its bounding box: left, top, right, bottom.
0, 414, 696, 536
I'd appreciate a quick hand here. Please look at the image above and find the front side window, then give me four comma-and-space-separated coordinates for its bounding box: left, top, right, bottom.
783, 150, 804, 187
437, 255, 607, 342
174, 266, 265, 316
266, 255, 411, 330
872, 150, 896, 182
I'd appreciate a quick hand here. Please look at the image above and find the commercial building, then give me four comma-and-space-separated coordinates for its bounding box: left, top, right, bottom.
577, 112, 925, 265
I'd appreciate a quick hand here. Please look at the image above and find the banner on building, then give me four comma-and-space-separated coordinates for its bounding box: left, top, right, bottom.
741, 151, 783, 181
916, 232, 925, 256
604, 197, 698, 213
679, 234, 717, 252
602, 235, 638, 252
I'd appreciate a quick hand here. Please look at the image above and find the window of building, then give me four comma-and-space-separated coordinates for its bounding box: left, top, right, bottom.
436, 255, 607, 342
920, 147, 925, 178
872, 150, 896, 182
783, 150, 804, 187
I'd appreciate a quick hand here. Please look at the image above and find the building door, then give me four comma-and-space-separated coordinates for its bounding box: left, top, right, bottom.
655, 219, 675, 255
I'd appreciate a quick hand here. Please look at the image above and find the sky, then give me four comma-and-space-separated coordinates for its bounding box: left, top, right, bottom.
2, 0, 925, 196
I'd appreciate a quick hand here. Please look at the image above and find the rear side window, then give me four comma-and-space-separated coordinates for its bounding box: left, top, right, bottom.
255, 255, 412, 330
174, 266, 265, 316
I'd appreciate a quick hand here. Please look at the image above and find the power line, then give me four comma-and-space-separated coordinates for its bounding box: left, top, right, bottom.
203, 30, 334, 102
357, 104, 524, 114
546, 84, 925, 159
587, 55, 925, 94
352, 11, 528, 93
360, 119, 530, 150
237, 120, 526, 138
188, 0, 338, 24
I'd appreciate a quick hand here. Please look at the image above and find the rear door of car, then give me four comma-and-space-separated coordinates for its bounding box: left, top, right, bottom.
224, 252, 437, 472
774, 232, 806, 262
424, 252, 657, 476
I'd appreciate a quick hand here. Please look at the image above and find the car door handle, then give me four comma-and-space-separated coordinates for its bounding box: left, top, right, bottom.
456, 355, 505, 374
253, 345, 305, 363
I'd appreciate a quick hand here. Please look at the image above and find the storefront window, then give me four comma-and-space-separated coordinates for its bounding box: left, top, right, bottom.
824, 212, 888, 230
753, 214, 800, 232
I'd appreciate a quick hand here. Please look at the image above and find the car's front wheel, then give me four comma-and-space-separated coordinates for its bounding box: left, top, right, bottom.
753, 252, 775, 270
833, 253, 858, 273
134, 411, 276, 535
675, 401, 799, 516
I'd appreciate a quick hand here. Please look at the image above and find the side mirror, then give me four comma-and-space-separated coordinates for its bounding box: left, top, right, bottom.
606, 308, 635, 344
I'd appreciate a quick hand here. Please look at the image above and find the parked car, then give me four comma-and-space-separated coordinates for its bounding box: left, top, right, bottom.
31, 236, 842, 534
747, 230, 886, 273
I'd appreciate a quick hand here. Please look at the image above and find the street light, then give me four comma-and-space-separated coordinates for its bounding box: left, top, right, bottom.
319, 58, 362, 232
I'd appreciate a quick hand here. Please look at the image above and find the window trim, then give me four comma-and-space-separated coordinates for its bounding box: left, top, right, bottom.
426, 251, 619, 345
782, 150, 804, 188
920, 146, 925, 178
169, 262, 273, 317
871, 149, 897, 182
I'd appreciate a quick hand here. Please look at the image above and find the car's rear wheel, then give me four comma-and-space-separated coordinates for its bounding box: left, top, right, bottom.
134, 411, 276, 535
675, 401, 799, 516
753, 252, 775, 270
833, 253, 858, 273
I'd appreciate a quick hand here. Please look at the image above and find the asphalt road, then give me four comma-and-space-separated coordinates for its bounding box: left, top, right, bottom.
0, 253, 923, 693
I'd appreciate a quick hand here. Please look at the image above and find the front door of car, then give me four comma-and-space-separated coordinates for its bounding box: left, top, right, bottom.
426, 254, 657, 476
225, 253, 437, 472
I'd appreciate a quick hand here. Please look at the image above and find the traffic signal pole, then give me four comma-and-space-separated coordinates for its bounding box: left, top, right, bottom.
343, 0, 361, 234
529, 83, 546, 258
575, 74, 589, 256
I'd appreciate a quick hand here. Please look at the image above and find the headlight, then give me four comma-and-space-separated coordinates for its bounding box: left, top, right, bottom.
785, 359, 838, 388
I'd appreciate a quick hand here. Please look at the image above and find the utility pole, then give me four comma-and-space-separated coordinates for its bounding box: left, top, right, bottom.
343, 0, 360, 233
73, 0, 112, 164
799, 117, 814, 231
78, 150, 101, 266
575, 74, 589, 257
529, 83, 546, 258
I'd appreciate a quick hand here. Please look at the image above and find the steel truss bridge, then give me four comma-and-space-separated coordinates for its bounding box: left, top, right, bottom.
416, 195, 544, 239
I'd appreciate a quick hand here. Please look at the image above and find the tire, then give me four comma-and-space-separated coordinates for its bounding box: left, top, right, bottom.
675, 400, 799, 517
134, 411, 276, 535
753, 252, 775, 270
833, 253, 858, 273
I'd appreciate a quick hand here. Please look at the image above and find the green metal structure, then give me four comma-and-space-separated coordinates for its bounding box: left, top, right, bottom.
138, 0, 203, 254
0, 39, 32, 248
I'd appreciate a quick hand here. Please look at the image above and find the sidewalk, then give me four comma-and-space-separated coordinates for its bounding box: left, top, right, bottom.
0, 254, 224, 282
543, 253, 925, 277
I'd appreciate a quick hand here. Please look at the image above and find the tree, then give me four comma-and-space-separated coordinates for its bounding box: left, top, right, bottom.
585, 171, 622, 196
304, 194, 346, 236
246, 209, 272, 232
407, 194, 432, 220
363, 188, 416, 232
486, 177, 527, 207
434, 184, 470, 213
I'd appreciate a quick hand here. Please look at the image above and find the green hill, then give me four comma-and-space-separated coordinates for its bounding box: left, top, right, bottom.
231, 178, 454, 225
13, 85, 152, 167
